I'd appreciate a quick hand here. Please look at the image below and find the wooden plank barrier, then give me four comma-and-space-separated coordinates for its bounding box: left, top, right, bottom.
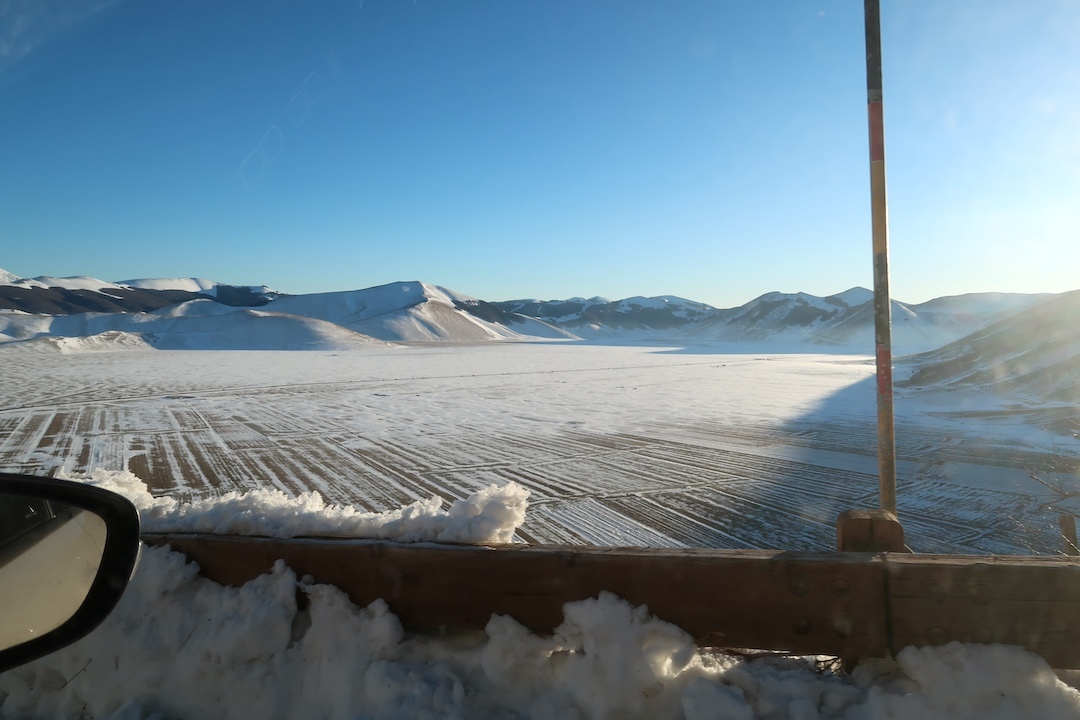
141, 534, 1080, 667
885, 554, 1080, 669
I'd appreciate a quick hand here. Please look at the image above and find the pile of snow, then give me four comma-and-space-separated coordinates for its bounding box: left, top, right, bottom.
74, 468, 529, 544
2, 547, 1077, 718
143, 310, 386, 351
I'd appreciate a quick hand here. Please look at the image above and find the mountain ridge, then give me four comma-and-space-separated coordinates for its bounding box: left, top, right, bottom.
0, 267, 1064, 355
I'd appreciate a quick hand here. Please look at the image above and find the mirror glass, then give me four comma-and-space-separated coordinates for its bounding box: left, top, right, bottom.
0, 493, 107, 652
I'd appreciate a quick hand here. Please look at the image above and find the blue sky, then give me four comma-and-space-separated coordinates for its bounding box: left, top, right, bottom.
1, 0, 1077, 308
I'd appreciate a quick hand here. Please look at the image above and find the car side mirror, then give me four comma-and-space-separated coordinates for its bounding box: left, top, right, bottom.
0, 472, 140, 673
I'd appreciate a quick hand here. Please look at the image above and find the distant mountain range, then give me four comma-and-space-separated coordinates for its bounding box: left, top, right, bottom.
0, 268, 1063, 366
496, 287, 1049, 351
0, 272, 279, 314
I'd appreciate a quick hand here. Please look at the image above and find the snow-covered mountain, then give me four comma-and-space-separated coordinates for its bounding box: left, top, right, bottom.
0, 267, 1065, 356
502, 287, 1043, 353
898, 290, 1080, 403
0, 305, 388, 352
256, 281, 571, 342
119, 277, 281, 306
0, 270, 279, 314
0, 271, 572, 350
683, 290, 867, 344
494, 295, 716, 336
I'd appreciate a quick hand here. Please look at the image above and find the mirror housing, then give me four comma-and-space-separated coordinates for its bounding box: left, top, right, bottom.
0, 472, 140, 673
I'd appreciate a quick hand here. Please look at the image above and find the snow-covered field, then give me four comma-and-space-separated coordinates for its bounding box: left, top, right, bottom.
3, 342, 1080, 718
0, 342, 1072, 553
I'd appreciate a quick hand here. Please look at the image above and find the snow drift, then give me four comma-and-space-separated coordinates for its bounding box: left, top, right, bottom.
76, 468, 529, 544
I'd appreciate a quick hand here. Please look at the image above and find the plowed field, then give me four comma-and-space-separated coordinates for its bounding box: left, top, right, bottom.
1, 344, 1072, 552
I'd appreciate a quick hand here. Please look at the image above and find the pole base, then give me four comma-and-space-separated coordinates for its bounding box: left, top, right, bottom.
837, 509, 907, 552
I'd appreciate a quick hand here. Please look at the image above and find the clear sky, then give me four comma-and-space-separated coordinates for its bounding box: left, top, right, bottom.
1, 0, 1077, 308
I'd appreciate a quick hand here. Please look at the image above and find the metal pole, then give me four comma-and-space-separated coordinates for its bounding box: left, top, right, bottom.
864, 0, 897, 514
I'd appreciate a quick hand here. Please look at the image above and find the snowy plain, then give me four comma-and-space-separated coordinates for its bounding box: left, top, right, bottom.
0, 341, 1071, 553
2, 340, 1080, 718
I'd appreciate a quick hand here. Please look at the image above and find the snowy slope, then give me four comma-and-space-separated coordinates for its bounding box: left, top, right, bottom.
499, 286, 1047, 352
0, 272, 124, 291
0, 309, 386, 351
808, 298, 960, 351
827, 287, 874, 306
813, 292, 1049, 352
681, 288, 1044, 353
118, 277, 221, 294
898, 290, 1080, 402
0, 269, 280, 314
119, 276, 280, 304
6, 331, 157, 354
264, 281, 570, 342
495, 294, 713, 337
152, 298, 250, 318
685, 291, 851, 343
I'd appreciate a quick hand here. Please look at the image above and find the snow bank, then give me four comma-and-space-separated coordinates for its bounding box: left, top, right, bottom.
2, 546, 1077, 719
4, 470, 1077, 717
68, 468, 529, 544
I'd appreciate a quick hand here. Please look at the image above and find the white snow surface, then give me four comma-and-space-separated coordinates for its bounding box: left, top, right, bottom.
75, 468, 528, 543
1, 347, 1080, 715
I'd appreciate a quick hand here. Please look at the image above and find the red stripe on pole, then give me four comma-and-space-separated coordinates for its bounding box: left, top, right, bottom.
868, 102, 885, 162
876, 344, 893, 396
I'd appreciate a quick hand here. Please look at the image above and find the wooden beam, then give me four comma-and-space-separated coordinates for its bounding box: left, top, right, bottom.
885, 554, 1080, 669
143, 534, 888, 659
1060, 515, 1079, 556
142, 535, 1080, 667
